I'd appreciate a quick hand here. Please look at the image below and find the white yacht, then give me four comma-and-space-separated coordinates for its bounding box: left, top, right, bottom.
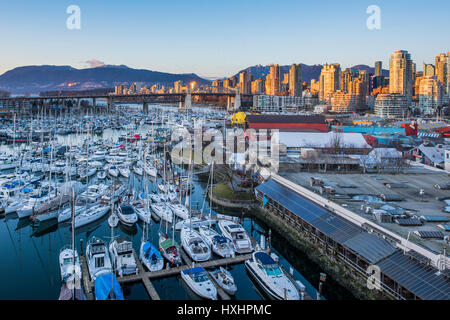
133, 200, 152, 224
199, 225, 234, 258
149, 193, 161, 203
218, 219, 253, 254
59, 246, 82, 283
86, 237, 113, 282
118, 166, 130, 178
109, 237, 138, 277
180, 226, 211, 262
116, 204, 138, 226
107, 165, 119, 178
151, 203, 173, 223
139, 241, 164, 272
167, 203, 189, 220
245, 251, 299, 300
74, 204, 110, 228
209, 267, 237, 295
180, 267, 217, 300
144, 164, 157, 178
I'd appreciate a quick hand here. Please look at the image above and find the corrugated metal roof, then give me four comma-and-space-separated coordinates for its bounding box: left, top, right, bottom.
256, 179, 395, 264
377, 251, 450, 300
342, 233, 397, 264
279, 132, 371, 149
247, 114, 326, 124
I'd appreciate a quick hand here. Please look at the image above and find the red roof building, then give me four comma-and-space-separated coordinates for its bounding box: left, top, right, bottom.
246, 115, 329, 132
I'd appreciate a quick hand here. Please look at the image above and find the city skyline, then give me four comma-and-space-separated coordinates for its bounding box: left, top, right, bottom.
0, 0, 449, 77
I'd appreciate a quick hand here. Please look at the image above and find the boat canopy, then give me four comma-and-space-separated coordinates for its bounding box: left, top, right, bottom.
213, 235, 229, 244
182, 267, 206, 275
160, 239, 179, 250
94, 273, 124, 300
255, 252, 277, 266
142, 242, 162, 259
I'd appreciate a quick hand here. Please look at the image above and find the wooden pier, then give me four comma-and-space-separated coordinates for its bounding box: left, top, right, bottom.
79, 235, 312, 301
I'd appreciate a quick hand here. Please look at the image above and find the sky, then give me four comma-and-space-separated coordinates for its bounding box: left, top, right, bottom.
0, 0, 449, 78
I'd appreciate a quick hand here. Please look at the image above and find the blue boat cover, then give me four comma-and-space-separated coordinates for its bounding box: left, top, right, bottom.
142, 242, 162, 260
255, 252, 276, 266
182, 267, 205, 275
94, 273, 124, 300
213, 235, 229, 244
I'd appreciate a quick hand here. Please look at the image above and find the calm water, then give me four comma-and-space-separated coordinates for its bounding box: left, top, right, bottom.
0, 111, 354, 300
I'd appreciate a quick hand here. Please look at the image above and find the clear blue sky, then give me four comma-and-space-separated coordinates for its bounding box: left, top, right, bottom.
0, 0, 448, 78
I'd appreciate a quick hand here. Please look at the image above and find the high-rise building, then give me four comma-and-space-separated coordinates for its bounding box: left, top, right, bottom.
435, 52, 450, 96
251, 78, 265, 94
417, 76, 443, 112
389, 50, 413, 106
288, 64, 302, 97
423, 63, 435, 77
319, 64, 341, 102
266, 64, 281, 95
238, 71, 248, 94
375, 61, 382, 77
374, 94, 408, 118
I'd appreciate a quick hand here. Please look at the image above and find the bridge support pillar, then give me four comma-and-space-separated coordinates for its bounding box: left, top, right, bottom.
181, 93, 192, 111
143, 101, 149, 113
108, 97, 114, 114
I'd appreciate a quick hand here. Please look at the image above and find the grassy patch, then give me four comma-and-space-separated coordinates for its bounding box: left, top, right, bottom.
213, 183, 254, 201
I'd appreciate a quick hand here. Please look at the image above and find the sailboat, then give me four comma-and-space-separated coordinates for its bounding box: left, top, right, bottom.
180, 226, 211, 262
158, 217, 182, 266
58, 189, 86, 300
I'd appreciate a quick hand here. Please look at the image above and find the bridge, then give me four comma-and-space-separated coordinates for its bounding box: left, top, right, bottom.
0, 88, 253, 116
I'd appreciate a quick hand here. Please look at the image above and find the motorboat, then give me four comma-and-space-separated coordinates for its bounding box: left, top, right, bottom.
180, 226, 211, 262
94, 273, 124, 300
158, 184, 168, 193
167, 203, 189, 220
74, 204, 110, 228
17, 194, 52, 219
245, 251, 299, 300
59, 246, 82, 283
139, 241, 164, 272
218, 219, 253, 254
180, 267, 217, 300
116, 204, 138, 226
151, 203, 173, 223
86, 237, 113, 281
167, 191, 177, 202
109, 237, 138, 277
209, 267, 237, 295
199, 225, 234, 258
159, 233, 182, 266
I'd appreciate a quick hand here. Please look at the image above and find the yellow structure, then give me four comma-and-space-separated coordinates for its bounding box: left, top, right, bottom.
232, 112, 247, 126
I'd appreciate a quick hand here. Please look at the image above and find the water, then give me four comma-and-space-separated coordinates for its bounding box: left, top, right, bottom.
0, 111, 354, 300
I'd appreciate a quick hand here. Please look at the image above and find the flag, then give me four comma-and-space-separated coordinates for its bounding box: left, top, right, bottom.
320, 273, 327, 282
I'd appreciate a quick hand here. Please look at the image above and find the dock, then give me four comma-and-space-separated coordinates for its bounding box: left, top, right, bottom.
79, 236, 311, 301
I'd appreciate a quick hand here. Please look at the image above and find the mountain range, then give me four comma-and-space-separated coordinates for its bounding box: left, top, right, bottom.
0, 63, 389, 95
0, 65, 210, 95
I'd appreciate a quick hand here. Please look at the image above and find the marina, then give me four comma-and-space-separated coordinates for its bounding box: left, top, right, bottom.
0, 104, 322, 301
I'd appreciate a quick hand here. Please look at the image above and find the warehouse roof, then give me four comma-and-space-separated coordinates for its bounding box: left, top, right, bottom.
279, 132, 372, 149
246, 114, 326, 124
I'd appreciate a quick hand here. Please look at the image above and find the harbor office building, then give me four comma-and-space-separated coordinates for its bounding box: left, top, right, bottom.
255, 175, 450, 300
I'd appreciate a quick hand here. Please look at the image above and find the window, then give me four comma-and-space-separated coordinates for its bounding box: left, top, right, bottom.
95, 256, 105, 268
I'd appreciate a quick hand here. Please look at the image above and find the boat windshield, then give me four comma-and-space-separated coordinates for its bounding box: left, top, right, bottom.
264, 265, 282, 276
193, 272, 209, 283
121, 206, 135, 215
63, 257, 74, 265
